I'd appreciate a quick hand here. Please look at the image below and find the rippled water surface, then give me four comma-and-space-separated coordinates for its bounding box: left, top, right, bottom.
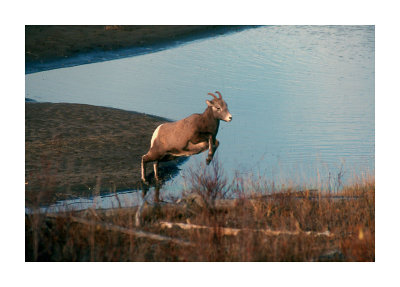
26, 26, 375, 193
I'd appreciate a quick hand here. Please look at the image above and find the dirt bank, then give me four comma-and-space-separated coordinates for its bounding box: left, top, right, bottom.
25, 25, 244, 65
25, 102, 184, 206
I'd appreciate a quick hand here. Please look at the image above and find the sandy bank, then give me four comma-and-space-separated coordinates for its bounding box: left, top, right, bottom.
25, 102, 184, 206
25, 25, 247, 72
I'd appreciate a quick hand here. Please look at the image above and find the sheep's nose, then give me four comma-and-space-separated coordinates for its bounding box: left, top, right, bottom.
229, 116, 232, 121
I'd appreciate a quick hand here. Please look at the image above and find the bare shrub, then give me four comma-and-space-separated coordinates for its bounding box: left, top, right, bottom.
183, 157, 229, 210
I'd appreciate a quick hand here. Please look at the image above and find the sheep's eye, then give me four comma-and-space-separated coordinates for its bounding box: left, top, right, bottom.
216, 107, 221, 111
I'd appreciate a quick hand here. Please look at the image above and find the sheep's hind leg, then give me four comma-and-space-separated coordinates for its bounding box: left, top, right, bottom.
153, 161, 160, 182
141, 155, 148, 183
142, 151, 159, 184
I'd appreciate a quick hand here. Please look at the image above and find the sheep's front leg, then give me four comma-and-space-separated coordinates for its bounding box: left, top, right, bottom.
206, 136, 219, 165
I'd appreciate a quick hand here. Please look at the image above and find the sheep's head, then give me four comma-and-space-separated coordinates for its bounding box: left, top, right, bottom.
206, 91, 232, 122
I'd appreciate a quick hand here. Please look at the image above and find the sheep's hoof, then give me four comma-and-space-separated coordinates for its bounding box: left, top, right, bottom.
141, 178, 149, 185
206, 158, 212, 165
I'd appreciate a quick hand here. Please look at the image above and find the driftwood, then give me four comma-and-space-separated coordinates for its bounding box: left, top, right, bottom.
47, 214, 193, 246
159, 221, 333, 237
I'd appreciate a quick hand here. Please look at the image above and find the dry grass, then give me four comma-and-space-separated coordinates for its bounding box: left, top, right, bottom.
25, 160, 374, 262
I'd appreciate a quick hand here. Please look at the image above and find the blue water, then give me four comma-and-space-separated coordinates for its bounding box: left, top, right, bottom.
25, 26, 375, 199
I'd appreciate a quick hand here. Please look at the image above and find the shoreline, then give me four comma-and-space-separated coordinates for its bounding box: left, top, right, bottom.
25, 26, 375, 263
26, 177, 375, 261
25, 26, 253, 204
25, 102, 186, 207
25, 25, 254, 74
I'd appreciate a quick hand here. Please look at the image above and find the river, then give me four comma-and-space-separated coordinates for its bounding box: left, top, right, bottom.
25, 25, 375, 211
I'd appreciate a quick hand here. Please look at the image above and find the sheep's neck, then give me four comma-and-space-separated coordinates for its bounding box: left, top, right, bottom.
200, 106, 220, 134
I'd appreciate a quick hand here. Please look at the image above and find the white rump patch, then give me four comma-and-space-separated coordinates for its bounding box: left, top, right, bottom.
151, 124, 163, 147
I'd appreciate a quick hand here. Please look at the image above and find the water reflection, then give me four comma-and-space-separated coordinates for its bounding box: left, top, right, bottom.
25, 183, 163, 214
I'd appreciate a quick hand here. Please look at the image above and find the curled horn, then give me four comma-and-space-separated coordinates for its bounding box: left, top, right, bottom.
215, 91, 222, 99
208, 92, 218, 101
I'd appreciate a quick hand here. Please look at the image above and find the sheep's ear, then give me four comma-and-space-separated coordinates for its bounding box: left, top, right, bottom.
206, 100, 214, 107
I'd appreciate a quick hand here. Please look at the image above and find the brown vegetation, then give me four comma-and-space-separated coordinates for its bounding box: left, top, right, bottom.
25, 160, 374, 262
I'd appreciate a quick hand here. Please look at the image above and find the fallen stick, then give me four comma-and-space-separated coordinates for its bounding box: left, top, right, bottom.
160, 221, 241, 236
159, 221, 333, 237
47, 214, 193, 246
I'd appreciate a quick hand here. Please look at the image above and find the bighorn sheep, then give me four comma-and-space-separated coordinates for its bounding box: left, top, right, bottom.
141, 91, 232, 183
